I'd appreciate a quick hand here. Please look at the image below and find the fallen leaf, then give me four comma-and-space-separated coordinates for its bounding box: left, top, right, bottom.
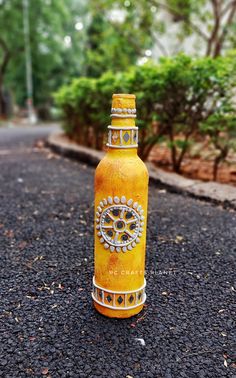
4, 229, 14, 238
42, 367, 49, 375
34, 139, 45, 149
18, 241, 27, 250
47, 152, 58, 160
175, 235, 184, 243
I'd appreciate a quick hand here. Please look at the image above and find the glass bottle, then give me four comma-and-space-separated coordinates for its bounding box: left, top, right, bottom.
92, 94, 149, 318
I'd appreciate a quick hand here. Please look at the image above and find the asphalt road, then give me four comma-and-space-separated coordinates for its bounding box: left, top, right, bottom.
0, 126, 235, 378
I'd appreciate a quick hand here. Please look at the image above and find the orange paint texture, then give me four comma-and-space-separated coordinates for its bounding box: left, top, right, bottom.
92, 94, 149, 318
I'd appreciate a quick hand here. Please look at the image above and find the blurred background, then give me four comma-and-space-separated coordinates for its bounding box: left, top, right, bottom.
1, 0, 236, 183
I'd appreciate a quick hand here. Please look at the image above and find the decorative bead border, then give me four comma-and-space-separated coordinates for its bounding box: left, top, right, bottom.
110, 108, 136, 119
111, 114, 137, 119
96, 196, 145, 253
92, 276, 146, 310
106, 126, 138, 149
111, 107, 136, 114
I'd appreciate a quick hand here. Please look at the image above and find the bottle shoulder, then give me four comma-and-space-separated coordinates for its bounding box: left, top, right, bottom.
95, 151, 149, 180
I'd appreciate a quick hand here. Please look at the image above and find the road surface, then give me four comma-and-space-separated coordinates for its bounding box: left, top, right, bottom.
0, 126, 235, 378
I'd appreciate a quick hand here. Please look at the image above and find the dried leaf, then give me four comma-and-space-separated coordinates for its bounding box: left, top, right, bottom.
42, 367, 49, 375
34, 139, 45, 149
175, 235, 184, 243
18, 241, 27, 250
4, 229, 14, 238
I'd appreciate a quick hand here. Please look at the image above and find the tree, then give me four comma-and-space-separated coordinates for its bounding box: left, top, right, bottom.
0, 0, 24, 116
0, 0, 80, 117
81, 0, 236, 62
146, 0, 236, 57
82, 0, 153, 77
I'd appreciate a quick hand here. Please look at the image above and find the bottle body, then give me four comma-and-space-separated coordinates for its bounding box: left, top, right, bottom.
92, 94, 149, 318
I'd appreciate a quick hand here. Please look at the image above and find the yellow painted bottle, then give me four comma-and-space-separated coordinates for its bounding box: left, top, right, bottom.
92, 94, 149, 318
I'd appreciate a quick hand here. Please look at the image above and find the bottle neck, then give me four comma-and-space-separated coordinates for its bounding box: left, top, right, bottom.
106, 114, 138, 153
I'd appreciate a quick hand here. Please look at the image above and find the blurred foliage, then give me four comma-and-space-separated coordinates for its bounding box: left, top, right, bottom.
55, 53, 236, 177
84, 0, 153, 77
1, 0, 236, 126
1, 0, 234, 178
0, 0, 74, 112
0, 0, 152, 115
96, 0, 236, 58
199, 55, 236, 179
146, 0, 236, 57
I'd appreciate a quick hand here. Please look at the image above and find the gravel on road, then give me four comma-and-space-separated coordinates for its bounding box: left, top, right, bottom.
0, 127, 235, 378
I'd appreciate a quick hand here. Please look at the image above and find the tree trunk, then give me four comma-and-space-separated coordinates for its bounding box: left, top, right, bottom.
213, 147, 228, 181
213, 154, 221, 181
95, 131, 104, 150
0, 42, 11, 118
0, 78, 6, 118
138, 138, 159, 161
206, 0, 221, 56
212, 1, 236, 57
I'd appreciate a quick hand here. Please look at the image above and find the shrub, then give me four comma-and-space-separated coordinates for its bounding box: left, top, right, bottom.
54, 77, 96, 145
54, 54, 236, 177
129, 54, 236, 173
91, 72, 128, 149
54, 72, 128, 149
199, 54, 236, 179
121, 64, 164, 160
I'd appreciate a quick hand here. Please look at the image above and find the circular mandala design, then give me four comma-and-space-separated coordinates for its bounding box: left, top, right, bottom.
96, 196, 145, 253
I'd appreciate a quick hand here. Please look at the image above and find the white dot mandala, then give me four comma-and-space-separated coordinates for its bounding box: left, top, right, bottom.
96, 196, 145, 253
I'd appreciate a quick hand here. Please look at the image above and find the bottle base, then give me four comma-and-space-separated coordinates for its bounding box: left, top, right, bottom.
93, 300, 144, 318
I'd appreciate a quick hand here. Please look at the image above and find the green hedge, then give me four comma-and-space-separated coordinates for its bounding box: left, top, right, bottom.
54, 53, 236, 177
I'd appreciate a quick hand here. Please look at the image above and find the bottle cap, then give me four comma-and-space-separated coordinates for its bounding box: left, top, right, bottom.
111, 94, 136, 116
